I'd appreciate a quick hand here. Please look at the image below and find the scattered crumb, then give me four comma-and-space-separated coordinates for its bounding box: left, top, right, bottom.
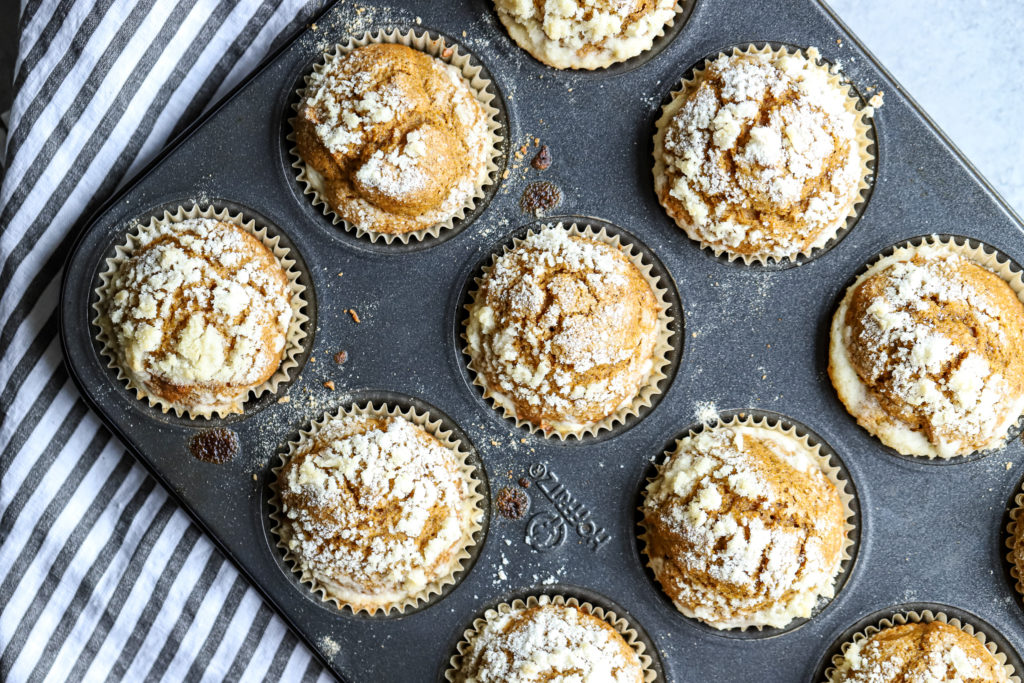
323, 380, 335, 391
252, 473, 258, 481
319, 636, 340, 658
531, 145, 552, 170
496, 487, 529, 519
694, 401, 719, 424
311, 22, 317, 30
518, 477, 530, 488
1007, 462, 1014, 471
333, 350, 348, 364
502, 169, 510, 179
337, 272, 343, 277
309, 356, 315, 363
415, 16, 421, 24
868, 92, 884, 108
347, 309, 361, 323
278, 395, 290, 404
490, 440, 499, 446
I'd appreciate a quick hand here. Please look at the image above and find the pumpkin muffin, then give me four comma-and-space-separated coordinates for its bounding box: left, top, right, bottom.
833, 621, 1010, 683
641, 423, 847, 629
100, 217, 293, 416
492, 0, 679, 70
829, 244, 1024, 458
653, 47, 868, 263
274, 411, 479, 613
293, 42, 491, 236
464, 224, 664, 437
453, 598, 645, 682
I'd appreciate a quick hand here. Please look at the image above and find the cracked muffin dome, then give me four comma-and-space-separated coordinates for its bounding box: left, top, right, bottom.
101, 217, 293, 415
293, 42, 491, 235
654, 47, 867, 262
493, 0, 679, 70
465, 224, 663, 436
641, 423, 846, 629
833, 621, 1010, 683
829, 244, 1024, 458
453, 599, 645, 682
274, 412, 478, 613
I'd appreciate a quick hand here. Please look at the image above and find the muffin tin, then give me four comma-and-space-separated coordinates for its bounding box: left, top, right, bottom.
58, 0, 1024, 680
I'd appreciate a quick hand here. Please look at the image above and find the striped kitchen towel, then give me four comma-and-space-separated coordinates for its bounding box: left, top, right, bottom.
0, 1, 336, 680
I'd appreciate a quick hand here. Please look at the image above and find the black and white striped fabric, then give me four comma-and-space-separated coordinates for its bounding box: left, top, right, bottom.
0, 1, 334, 680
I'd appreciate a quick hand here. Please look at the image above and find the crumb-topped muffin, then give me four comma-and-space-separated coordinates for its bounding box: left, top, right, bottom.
653, 47, 867, 263
453, 599, 645, 682
641, 423, 846, 629
465, 224, 664, 437
293, 42, 491, 236
274, 412, 479, 612
829, 244, 1024, 458
100, 217, 293, 415
833, 621, 1010, 683
493, 0, 679, 70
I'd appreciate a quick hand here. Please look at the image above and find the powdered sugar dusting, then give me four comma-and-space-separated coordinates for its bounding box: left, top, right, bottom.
457, 599, 644, 682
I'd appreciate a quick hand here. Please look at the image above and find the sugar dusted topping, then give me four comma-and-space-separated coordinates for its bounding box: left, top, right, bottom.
466, 224, 661, 435
295, 42, 491, 234
835, 622, 1009, 683
493, 0, 678, 69
642, 425, 845, 629
276, 414, 474, 611
456, 601, 644, 682
104, 218, 292, 413
836, 249, 1024, 457
657, 48, 864, 260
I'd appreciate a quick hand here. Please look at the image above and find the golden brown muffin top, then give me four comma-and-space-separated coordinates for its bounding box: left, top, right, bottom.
455, 601, 644, 683
835, 621, 1009, 683
294, 43, 489, 234
842, 251, 1024, 457
493, 0, 678, 69
104, 218, 292, 413
465, 224, 661, 435
642, 424, 845, 629
276, 414, 475, 611
657, 49, 863, 261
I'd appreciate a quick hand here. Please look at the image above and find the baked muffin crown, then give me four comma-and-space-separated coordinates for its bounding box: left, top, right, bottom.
104, 217, 292, 412
642, 424, 846, 629
456, 602, 644, 682
655, 48, 866, 262
836, 621, 1010, 683
294, 42, 490, 234
276, 413, 476, 611
493, 0, 679, 70
466, 225, 662, 435
836, 249, 1024, 457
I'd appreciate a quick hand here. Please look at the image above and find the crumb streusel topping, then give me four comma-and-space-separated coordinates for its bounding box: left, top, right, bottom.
642, 424, 846, 629
103, 217, 292, 414
656, 48, 864, 261
466, 224, 661, 435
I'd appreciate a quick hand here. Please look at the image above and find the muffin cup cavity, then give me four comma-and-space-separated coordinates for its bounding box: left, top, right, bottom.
461, 219, 679, 441
829, 235, 1024, 461
92, 203, 309, 420
288, 28, 505, 246
821, 607, 1020, 683
445, 593, 657, 682
637, 411, 859, 636
652, 43, 876, 268
267, 399, 486, 616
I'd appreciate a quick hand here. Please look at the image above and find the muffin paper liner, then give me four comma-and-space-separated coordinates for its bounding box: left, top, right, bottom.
638, 413, 857, 631
829, 235, 1024, 459
824, 609, 1019, 683
652, 44, 875, 266
494, 0, 683, 71
93, 204, 308, 419
288, 28, 503, 244
445, 594, 655, 682
462, 221, 675, 440
268, 401, 484, 615
1006, 487, 1024, 600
